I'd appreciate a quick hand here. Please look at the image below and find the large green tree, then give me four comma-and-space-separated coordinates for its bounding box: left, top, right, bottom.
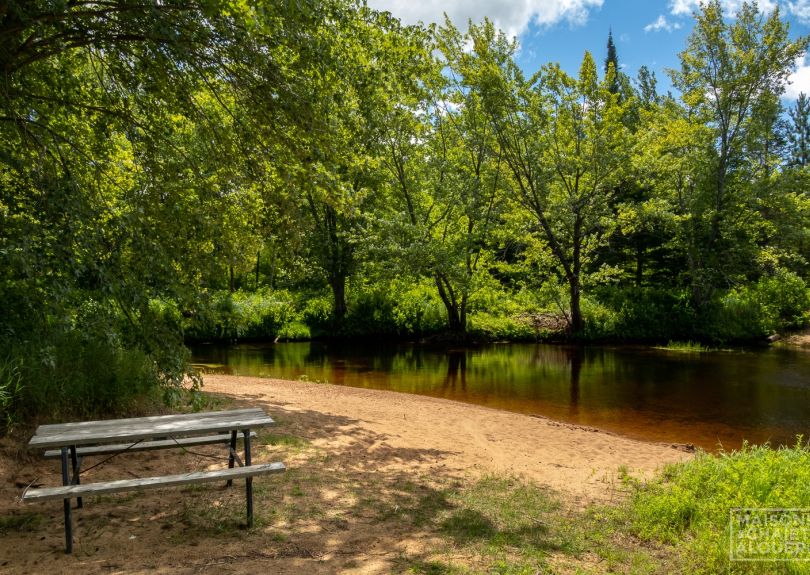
465, 21, 631, 334
669, 0, 808, 304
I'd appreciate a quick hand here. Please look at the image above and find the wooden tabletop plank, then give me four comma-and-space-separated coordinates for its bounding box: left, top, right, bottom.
38, 408, 264, 433
29, 411, 274, 449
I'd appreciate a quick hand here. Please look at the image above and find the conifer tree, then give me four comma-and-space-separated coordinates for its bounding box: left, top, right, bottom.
788, 92, 810, 167
605, 30, 620, 94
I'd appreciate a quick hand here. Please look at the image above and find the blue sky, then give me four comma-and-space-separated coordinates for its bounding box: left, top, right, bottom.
365, 0, 810, 100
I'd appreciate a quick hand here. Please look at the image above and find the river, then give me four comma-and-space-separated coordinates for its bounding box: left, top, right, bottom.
190, 342, 810, 450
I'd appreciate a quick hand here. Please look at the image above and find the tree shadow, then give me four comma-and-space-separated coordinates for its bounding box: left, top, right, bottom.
1, 398, 578, 574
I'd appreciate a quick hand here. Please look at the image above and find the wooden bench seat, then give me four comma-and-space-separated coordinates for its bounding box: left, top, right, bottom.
23, 462, 286, 502
42, 432, 257, 459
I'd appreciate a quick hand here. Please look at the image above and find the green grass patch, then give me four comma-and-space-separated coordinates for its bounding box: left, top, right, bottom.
384, 474, 670, 574
656, 340, 710, 352
628, 440, 810, 574
0, 511, 45, 533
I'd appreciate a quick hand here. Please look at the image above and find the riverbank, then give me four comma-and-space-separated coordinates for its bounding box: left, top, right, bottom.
0, 375, 691, 573
203, 375, 692, 501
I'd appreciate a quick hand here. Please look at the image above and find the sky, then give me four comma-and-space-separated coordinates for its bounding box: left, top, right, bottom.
364, 0, 810, 101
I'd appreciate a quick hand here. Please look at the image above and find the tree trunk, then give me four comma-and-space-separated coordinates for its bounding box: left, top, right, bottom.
569, 276, 583, 335
434, 273, 464, 333
229, 264, 235, 293
330, 275, 347, 327
255, 250, 260, 291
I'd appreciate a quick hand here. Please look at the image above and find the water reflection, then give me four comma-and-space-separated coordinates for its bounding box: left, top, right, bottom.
191, 342, 810, 450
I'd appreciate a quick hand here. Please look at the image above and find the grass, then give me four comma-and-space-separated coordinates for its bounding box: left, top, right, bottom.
625, 440, 810, 574
156, 430, 679, 573
656, 340, 711, 352
0, 511, 44, 534
10, 401, 810, 574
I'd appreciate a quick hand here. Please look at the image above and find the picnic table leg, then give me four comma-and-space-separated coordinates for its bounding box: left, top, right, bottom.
70, 445, 82, 508
243, 430, 253, 527
60, 447, 73, 554
226, 430, 237, 487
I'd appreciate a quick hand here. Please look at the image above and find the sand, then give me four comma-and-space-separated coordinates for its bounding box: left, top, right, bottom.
0, 375, 692, 574
203, 376, 691, 501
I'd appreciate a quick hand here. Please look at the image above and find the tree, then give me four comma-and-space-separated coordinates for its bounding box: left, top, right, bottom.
669, 0, 808, 304
465, 21, 631, 334
788, 93, 810, 167
0, 0, 394, 410
605, 30, 620, 95
636, 65, 659, 108
377, 21, 507, 335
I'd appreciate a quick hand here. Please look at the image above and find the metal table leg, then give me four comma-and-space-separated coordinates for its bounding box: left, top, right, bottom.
244, 429, 253, 527
70, 445, 82, 508
60, 447, 73, 554
226, 430, 237, 487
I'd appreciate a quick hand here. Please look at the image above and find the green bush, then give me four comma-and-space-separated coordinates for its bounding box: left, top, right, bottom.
466, 283, 544, 341
584, 287, 696, 342
390, 282, 445, 337
1, 333, 163, 426
0, 355, 23, 429
342, 287, 399, 337
185, 289, 302, 341
301, 294, 334, 337
467, 313, 536, 341
629, 441, 810, 574
729, 270, 810, 334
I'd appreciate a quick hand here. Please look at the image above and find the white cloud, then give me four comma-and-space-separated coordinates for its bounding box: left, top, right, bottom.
644, 14, 682, 32
669, 0, 777, 17
786, 0, 810, 24
365, 0, 604, 39
785, 53, 810, 100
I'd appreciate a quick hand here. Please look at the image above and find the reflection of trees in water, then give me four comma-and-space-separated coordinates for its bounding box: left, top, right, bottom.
567, 346, 583, 416
443, 351, 467, 391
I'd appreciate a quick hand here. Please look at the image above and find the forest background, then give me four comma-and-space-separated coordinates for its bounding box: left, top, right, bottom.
2, 0, 810, 422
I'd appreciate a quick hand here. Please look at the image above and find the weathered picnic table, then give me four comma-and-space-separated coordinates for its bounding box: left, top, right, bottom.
23, 407, 285, 553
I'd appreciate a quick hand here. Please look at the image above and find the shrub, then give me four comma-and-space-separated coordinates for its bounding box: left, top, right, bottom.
1, 333, 163, 427
468, 283, 543, 341
731, 270, 810, 333
391, 282, 445, 337
585, 287, 695, 342
629, 441, 810, 574
301, 294, 334, 337
0, 355, 23, 429
185, 289, 301, 341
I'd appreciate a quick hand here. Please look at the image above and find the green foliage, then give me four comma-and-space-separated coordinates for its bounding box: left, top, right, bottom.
583, 288, 696, 342
339, 281, 447, 338
0, 355, 23, 430
701, 271, 810, 342
629, 441, 810, 573
658, 341, 710, 353
4, 0, 810, 427
467, 285, 540, 340
739, 270, 810, 331
391, 282, 447, 337
185, 289, 304, 342
2, 334, 163, 425
301, 295, 336, 337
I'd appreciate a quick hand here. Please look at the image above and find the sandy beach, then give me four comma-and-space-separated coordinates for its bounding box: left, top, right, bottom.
0, 375, 692, 574
204, 375, 692, 501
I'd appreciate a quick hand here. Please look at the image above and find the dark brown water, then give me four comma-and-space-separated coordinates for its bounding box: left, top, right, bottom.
190, 342, 810, 450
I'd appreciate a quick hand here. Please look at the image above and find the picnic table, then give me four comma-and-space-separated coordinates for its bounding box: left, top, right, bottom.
23, 407, 285, 553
